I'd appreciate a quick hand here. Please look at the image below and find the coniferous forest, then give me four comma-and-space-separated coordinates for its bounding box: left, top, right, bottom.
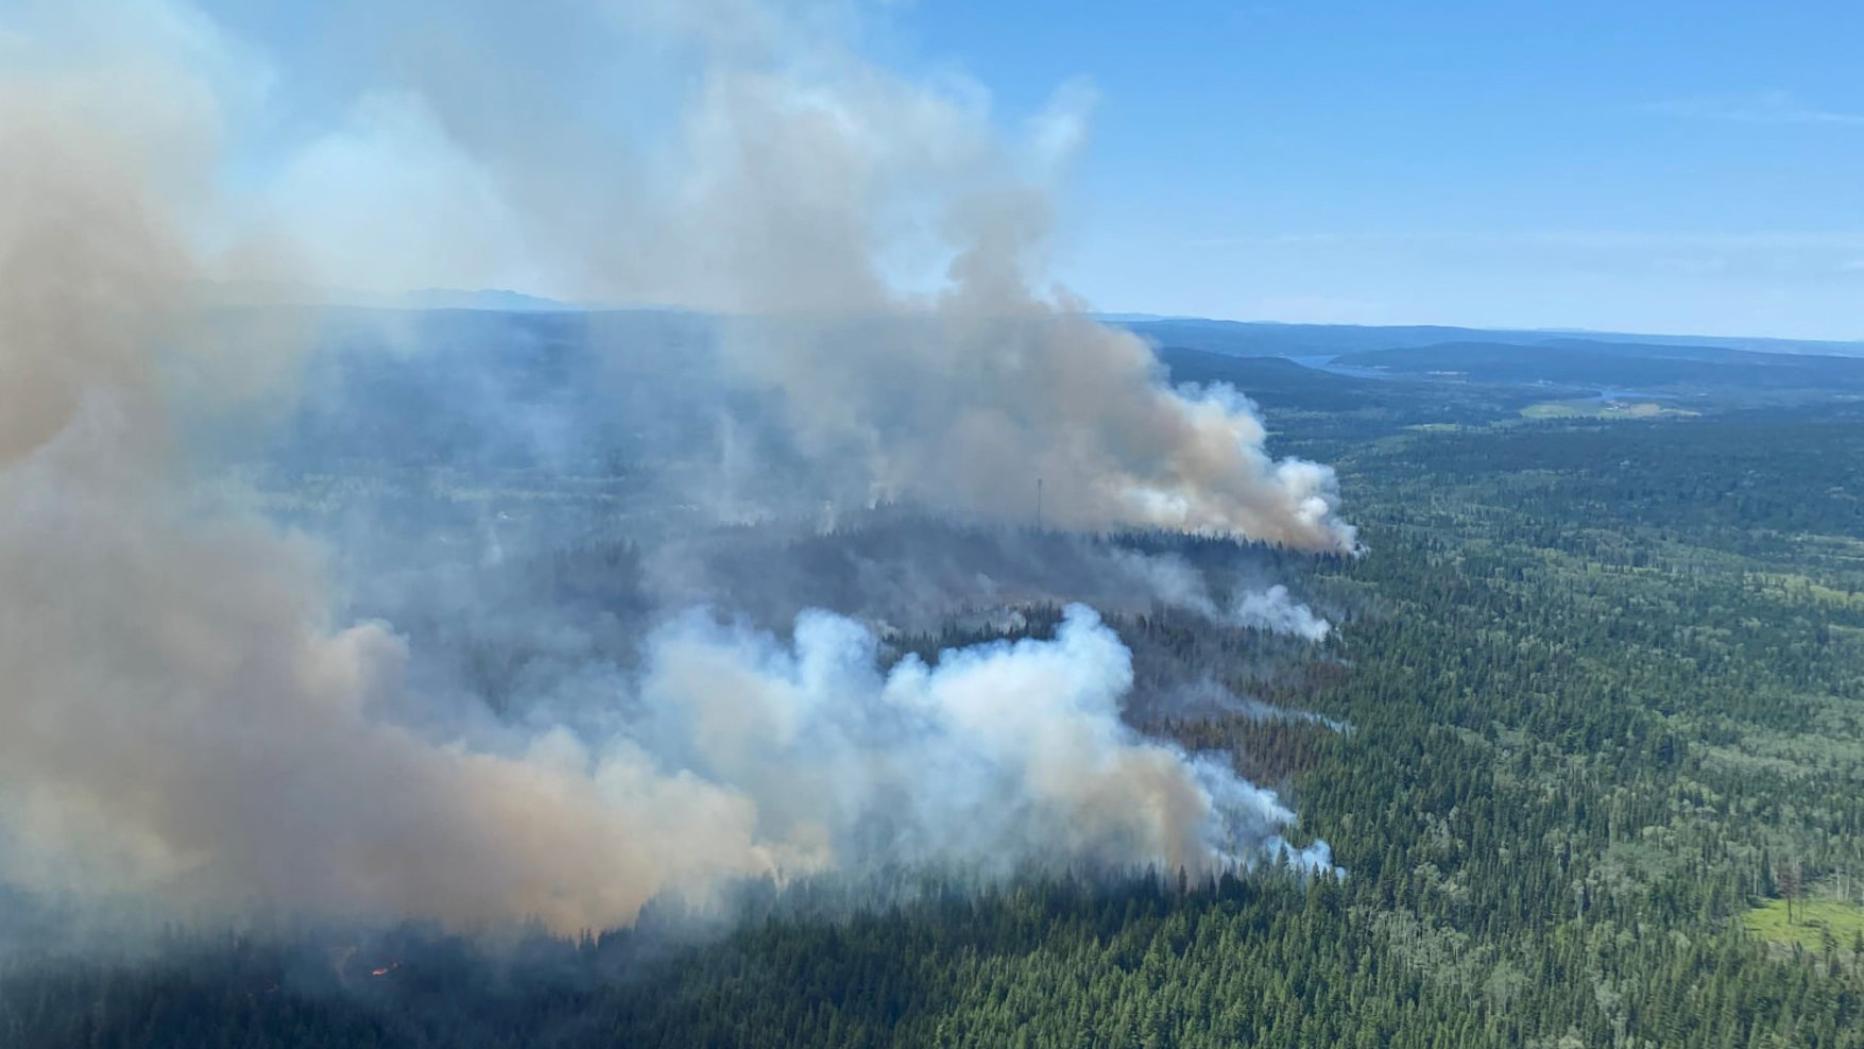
8, 0, 1864, 1044
5, 373, 1861, 1048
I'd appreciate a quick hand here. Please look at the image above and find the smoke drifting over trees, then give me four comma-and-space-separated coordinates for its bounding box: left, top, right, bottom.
0, 0, 1348, 935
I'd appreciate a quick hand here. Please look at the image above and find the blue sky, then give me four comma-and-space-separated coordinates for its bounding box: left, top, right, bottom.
888, 1, 1864, 338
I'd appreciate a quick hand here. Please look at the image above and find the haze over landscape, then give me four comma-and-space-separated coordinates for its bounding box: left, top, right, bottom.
1, 2, 1861, 1047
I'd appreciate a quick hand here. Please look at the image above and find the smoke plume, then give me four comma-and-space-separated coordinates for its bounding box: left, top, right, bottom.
0, 0, 1346, 935
1231, 584, 1333, 641
248, 0, 1358, 549
1108, 550, 1333, 639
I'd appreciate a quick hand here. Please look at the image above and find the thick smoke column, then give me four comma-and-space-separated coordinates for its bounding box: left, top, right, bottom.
640, 605, 1331, 879
659, 12, 1353, 547
666, 47, 1358, 548
0, 70, 770, 930
0, 0, 1344, 935
723, 309, 1355, 547
253, 0, 1358, 550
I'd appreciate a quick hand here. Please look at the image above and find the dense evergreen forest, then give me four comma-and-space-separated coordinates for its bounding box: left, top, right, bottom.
5, 377, 1863, 1047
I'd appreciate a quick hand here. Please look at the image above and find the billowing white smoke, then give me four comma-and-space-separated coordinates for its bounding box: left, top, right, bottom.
1109, 550, 1333, 639
0, 0, 1345, 935
1231, 584, 1332, 641
640, 604, 1331, 881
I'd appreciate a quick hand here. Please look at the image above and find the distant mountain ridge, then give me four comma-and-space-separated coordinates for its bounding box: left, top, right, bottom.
1330, 340, 1864, 392
401, 288, 581, 312
210, 289, 1864, 358
1103, 316, 1864, 360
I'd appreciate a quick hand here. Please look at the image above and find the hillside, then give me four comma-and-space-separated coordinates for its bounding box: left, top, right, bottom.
1113, 316, 1864, 360
1332, 339, 1864, 394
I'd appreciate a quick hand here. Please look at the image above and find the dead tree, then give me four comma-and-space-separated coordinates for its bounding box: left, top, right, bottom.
1775, 859, 1803, 925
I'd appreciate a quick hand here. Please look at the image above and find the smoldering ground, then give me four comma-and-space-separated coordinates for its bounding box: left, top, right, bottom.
0, 0, 1353, 944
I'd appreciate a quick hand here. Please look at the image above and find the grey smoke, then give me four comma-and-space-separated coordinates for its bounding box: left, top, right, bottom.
1231, 584, 1332, 641
0, 0, 1347, 935
246, 0, 1358, 549
1164, 679, 1353, 735
636, 518, 1331, 638
1108, 549, 1333, 640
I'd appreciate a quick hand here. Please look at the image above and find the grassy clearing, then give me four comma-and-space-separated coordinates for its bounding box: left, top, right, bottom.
1520, 400, 1697, 420
1742, 896, 1864, 952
